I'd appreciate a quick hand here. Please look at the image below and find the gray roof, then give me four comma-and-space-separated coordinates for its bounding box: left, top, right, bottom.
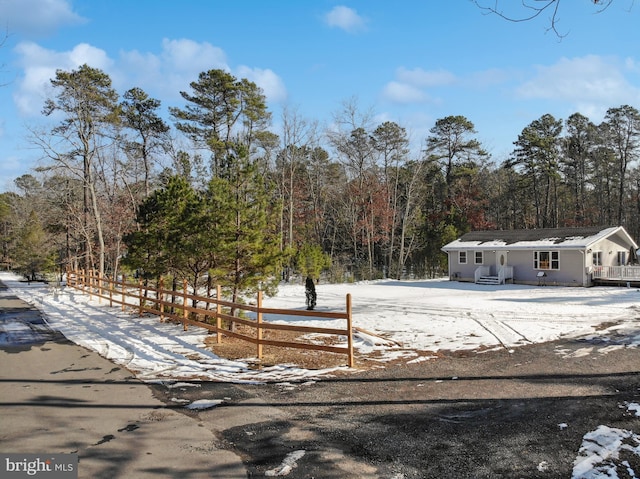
442, 226, 638, 251
458, 227, 610, 245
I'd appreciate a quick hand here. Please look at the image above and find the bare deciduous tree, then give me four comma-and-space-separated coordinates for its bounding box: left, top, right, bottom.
473, 0, 619, 37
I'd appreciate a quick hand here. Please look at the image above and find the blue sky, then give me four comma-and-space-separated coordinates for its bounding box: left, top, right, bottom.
1, 0, 639, 192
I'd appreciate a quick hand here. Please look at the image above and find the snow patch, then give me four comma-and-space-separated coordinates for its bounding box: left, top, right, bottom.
184, 399, 224, 410
572, 425, 640, 478
265, 450, 305, 476
624, 402, 640, 417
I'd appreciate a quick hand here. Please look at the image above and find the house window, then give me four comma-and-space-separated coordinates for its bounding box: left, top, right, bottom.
617, 251, 626, 266
459, 251, 467, 264
534, 251, 560, 270
592, 251, 602, 266
474, 251, 483, 264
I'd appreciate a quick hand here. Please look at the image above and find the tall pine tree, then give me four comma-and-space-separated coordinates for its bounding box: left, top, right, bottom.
205, 145, 282, 305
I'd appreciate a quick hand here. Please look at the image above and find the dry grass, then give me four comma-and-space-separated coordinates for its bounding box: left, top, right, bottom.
204, 324, 351, 370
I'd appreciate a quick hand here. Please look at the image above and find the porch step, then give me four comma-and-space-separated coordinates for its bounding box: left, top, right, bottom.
476, 275, 501, 285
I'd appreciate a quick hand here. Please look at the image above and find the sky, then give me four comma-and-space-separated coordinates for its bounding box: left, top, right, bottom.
3, 272, 640, 476
0, 0, 639, 192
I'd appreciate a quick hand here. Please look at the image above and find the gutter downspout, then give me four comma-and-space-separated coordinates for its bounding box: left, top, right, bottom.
580, 250, 586, 287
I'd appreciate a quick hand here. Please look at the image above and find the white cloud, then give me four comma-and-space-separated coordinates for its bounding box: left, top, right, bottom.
120, 38, 230, 100
236, 65, 287, 103
0, 0, 86, 36
160, 38, 228, 74
11, 37, 287, 118
396, 67, 456, 88
67, 43, 113, 70
466, 68, 512, 88
516, 55, 640, 120
382, 81, 427, 104
624, 57, 639, 73
13, 41, 113, 116
324, 6, 367, 33
123, 40, 287, 104
118, 50, 162, 89
381, 67, 456, 105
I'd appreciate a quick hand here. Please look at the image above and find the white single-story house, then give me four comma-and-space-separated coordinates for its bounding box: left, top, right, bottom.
441, 226, 640, 287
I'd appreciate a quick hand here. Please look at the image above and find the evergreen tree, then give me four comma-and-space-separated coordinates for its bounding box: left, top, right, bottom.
602, 105, 640, 224
563, 113, 597, 225
13, 210, 55, 281
123, 175, 203, 284
426, 115, 488, 197
295, 244, 332, 280
204, 147, 283, 304
41, 64, 120, 277
120, 87, 171, 198
508, 113, 563, 228
0, 193, 15, 269
169, 69, 272, 178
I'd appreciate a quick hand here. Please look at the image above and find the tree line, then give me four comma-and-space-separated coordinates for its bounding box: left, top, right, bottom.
0, 64, 639, 296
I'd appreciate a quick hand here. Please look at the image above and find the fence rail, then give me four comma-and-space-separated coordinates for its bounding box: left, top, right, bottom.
66, 269, 354, 367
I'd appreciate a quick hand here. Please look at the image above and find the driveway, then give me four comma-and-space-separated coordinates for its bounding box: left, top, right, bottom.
151, 335, 640, 478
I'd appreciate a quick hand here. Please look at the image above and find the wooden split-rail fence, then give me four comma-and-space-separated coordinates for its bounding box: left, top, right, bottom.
66, 269, 354, 367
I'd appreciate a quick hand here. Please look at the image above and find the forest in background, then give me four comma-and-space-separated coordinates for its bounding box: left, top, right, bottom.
0, 64, 639, 296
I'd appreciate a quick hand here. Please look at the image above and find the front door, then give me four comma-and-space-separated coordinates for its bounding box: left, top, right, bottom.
496, 251, 508, 274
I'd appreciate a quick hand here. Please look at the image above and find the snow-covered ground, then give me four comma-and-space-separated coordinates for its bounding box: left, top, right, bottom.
2, 271, 640, 379
2, 271, 640, 478
262, 278, 640, 360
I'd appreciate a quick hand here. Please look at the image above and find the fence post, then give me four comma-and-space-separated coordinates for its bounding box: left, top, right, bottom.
346, 293, 354, 368
97, 271, 102, 304
121, 275, 126, 312
108, 274, 113, 307
138, 278, 144, 317
216, 285, 222, 344
87, 270, 92, 301
159, 278, 165, 322
182, 279, 188, 331
257, 290, 263, 360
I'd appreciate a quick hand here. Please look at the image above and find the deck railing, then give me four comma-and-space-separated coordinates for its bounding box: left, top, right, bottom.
592, 265, 640, 281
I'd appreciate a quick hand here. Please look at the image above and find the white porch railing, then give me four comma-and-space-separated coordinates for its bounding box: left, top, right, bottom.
498, 266, 514, 284
592, 265, 640, 281
474, 266, 513, 284
474, 266, 491, 283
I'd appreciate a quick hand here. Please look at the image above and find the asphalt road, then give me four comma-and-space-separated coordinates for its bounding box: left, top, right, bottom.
0, 280, 247, 479
151, 334, 640, 478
